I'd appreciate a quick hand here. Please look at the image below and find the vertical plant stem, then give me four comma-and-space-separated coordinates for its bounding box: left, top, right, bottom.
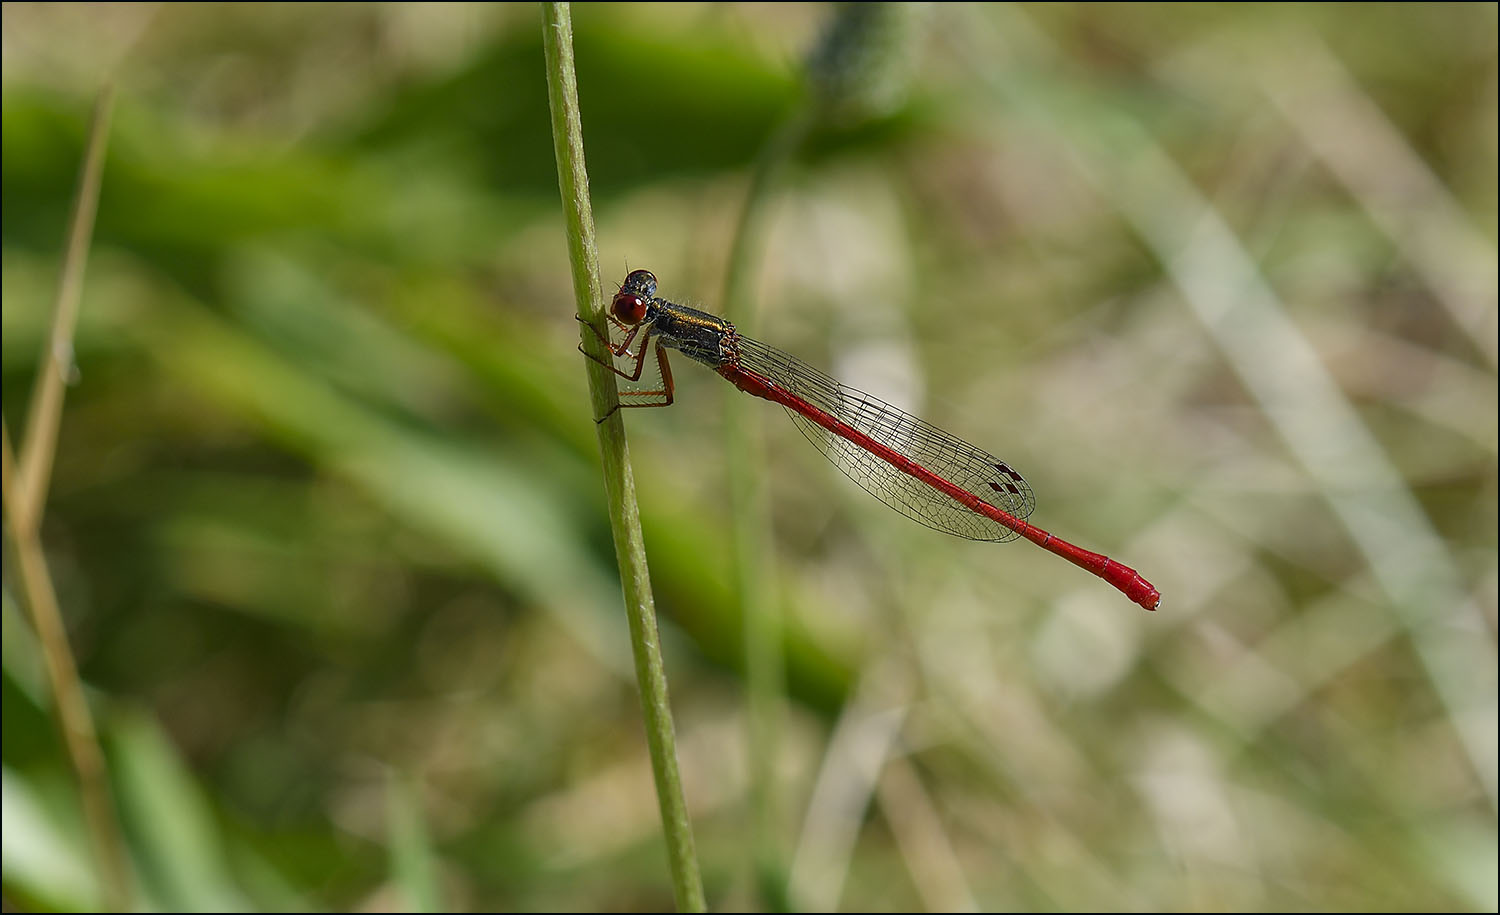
720, 108, 811, 912
725, 7, 922, 901
540, 4, 705, 910
1, 84, 131, 913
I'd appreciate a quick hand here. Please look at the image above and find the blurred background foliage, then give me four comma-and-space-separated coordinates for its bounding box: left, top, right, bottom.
2, 2, 1496, 911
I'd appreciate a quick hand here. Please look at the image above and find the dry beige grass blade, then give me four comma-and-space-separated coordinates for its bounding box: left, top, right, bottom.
789, 662, 909, 911
1, 85, 132, 912
15, 87, 114, 535
1258, 32, 1499, 369
877, 756, 980, 913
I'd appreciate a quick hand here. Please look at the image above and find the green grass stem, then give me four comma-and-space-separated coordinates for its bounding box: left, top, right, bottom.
540, 4, 706, 910
720, 108, 811, 912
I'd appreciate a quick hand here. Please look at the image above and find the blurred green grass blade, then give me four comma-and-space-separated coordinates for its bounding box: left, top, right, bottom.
1, 590, 48, 709
0, 89, 522, 283
224, 840, 314, 914
1, 766, 102, 911
223, 247, 480, 422
1416, 815, 1500, 912
0, 18, 924, 267
387, 772, 441, 913
134, 274, 633, 675
109, 708, 249, 912
353, 16, 795, 198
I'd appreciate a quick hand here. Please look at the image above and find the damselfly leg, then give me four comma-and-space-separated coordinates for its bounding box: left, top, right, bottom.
576, 315, 676, 421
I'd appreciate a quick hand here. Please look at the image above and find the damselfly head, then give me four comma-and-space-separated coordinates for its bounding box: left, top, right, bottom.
612, 269, 657, 325
621, 269, 656, 299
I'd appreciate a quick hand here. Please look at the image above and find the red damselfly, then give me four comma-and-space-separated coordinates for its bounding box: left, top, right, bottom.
580, 269, 1160, 611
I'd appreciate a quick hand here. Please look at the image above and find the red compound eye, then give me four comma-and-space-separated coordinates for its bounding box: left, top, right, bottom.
611, 292, 648, 325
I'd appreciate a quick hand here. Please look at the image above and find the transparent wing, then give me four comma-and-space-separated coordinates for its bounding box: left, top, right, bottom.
736, 336, 1034, 542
